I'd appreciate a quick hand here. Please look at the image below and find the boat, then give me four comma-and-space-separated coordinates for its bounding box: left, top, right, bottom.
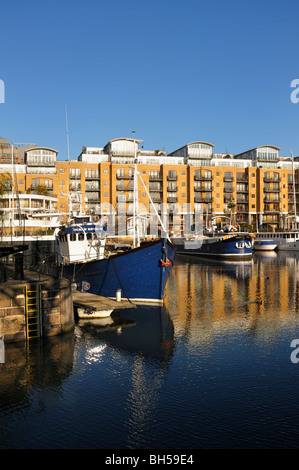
172, 232, 253, 259
0, 192, 65, 242
55, 216, 174, 304
55, 129, 175, 304
77, 307, 114, 319
255, 231, 299, 251
253, 239, 277, 251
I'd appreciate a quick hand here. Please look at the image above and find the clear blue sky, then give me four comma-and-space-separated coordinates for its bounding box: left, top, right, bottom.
1, 0, 299, 160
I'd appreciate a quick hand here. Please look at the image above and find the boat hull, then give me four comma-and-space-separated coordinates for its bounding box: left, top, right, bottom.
253, 241, 277, 252
175, 234, 253, 260
61, 239, 174, 304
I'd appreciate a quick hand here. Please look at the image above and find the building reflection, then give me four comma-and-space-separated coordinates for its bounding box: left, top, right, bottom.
164, 252, 299, 343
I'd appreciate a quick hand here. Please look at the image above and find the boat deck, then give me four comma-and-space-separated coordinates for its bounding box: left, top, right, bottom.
72, 290, 135, 311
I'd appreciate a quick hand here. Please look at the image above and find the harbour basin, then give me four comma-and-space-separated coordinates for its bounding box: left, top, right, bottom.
1, 251, 299, 448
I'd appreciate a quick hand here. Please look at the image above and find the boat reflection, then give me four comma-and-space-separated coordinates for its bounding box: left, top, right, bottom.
164, 251, 299, 343
77, 306, 175, 365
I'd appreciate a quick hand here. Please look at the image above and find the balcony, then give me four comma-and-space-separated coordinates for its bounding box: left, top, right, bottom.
116, 173, 133, 180
116, 183, 134, 191
223, 187, 234, 193
223, 176, 234, 182
264, 197, 280, 203
263, 177, 280, 183
150, 196, 163, 203
264, 206, 280, 213
167, 185, 178, 192
167, 175, 178, 181
264, 187, 280, 193
194, 196, 213, 203
194, 186, 213, 192
194, 175, 213, 181
149, 174, 163, 181
167, 197, 178, 203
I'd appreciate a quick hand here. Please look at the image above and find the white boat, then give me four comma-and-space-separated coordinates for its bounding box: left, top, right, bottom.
255, 231, 299, 251
253, 239, 277, 251
77, 307, 114, 319
0, 192, 65, 242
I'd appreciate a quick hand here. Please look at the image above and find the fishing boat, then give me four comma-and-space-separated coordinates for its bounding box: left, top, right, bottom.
253, 239, 277, 251
173, 232, 253, 259
55, 216, 174, 304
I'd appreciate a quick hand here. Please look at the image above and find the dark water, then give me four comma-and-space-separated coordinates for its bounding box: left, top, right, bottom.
1, 251, 299, 449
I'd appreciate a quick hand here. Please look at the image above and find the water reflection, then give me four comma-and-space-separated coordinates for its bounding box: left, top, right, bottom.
78, 307, 175, 364
164, 252, 299, 344
2, 252, 299, 448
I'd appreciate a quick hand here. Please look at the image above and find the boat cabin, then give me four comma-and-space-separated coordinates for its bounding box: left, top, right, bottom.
56, 222, 106, 264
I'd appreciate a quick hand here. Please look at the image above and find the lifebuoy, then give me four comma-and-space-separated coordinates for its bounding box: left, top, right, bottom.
160, 257, 172, 267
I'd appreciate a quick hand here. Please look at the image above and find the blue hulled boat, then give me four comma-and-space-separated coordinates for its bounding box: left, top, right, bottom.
56, 219, 174, 304
173, 233, 253, 260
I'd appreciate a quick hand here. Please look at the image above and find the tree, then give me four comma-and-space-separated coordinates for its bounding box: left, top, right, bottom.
0, 173, 12, 196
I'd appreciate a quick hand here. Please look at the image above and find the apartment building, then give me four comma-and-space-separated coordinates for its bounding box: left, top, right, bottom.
1, 137, 298, 236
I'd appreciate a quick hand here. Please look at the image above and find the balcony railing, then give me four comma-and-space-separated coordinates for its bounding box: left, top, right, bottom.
116, 174, 133, 180
223, 177, 234, 182
167, 175, 178, 181
194, 196, 213, 203
263, 177, 280, 183
167, 197, 178, 203
194, 175, 213, 181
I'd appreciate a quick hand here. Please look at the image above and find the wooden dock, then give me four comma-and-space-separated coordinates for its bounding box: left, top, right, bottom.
72, 290, 135, 311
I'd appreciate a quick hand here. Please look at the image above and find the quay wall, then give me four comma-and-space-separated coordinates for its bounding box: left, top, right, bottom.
0, 277, 74, 343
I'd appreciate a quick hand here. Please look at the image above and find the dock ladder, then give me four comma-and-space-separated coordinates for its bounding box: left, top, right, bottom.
25, 284, 41, 341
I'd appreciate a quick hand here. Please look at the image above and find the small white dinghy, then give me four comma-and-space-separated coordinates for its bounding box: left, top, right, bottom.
77, 308, 114, 319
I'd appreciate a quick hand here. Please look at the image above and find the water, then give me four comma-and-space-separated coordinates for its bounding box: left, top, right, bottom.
1, 251, 299, 449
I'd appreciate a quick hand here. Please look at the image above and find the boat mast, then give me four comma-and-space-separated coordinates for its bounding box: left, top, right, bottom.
65, 104, 70, 163
292, 152, 297, 229
132, 130, 139, 248
11, 143, 14, 238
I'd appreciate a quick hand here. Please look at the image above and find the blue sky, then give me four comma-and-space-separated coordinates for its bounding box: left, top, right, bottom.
1, 0, 299, 159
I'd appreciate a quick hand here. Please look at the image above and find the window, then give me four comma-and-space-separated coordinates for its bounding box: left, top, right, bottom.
44, 178, 53, 189
31, 178, 40, 188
